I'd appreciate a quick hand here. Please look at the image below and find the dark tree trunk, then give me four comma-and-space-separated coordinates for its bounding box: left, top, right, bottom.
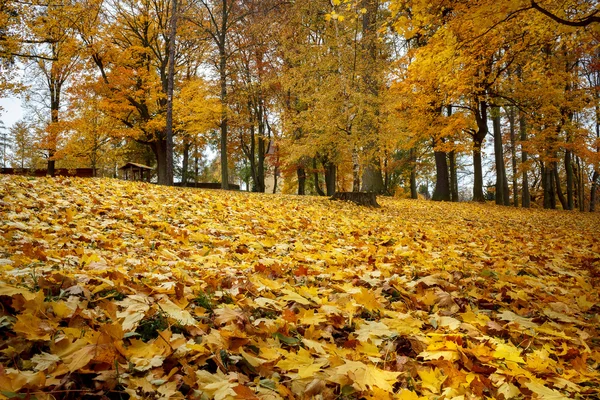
331, 192, 380, 207
577, 156, 585, 211
152, 139, 168, 185
324, 161, 336, 196
447, 105, 458, 202
194, 144, 199, 183
472, 101, 488, 202
313, 158, 325, 196
543, 162, 556, 209
554, 165, 568, 210
164, 0, 177, 187
520, 114, 530, 208
272, 165, 278, 194
432, 140, 450, 201
565, 149, 574, 210
473, 146, 485, 202
492, 109, 509, 206
297, 166, 306, 195
410, 147, 418, 199
508, 107, 518, 206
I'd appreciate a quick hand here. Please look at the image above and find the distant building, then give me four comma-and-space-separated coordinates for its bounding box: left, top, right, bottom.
119, 163, 153, 182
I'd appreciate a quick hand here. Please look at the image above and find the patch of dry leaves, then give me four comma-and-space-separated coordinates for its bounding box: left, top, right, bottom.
0, 175, 599, 399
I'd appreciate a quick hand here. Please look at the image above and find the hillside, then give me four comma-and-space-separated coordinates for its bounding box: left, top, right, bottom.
0, 176, 599, 399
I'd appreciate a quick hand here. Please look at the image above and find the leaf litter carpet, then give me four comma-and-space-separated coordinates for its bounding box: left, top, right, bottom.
0, 176, 599, 399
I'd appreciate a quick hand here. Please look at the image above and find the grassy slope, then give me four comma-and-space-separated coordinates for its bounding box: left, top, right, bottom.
0, 175, 599, 399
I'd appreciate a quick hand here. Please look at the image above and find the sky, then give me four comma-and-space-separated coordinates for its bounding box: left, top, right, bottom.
0, 97, 23, 128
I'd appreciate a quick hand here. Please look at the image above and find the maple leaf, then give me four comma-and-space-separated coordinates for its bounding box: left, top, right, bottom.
276, 348, 328, 379
196, 370, 238, 400
330, 360, 401, 393
525, 381, 571, 400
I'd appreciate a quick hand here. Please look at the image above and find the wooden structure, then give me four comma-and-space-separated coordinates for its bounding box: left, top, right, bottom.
1, 168, 96, 178
119, 163, 153, 182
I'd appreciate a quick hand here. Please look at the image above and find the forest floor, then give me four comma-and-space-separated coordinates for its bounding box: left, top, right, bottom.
0, 175, 599, 400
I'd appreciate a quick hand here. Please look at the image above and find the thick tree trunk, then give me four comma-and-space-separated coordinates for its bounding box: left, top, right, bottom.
361, 163, 384, 193
543, 162, 556, 209
473, 146, 485, 202
324, 161, 336, 196
410, 147, 418, 199
331, 192, 380, 207
152, 139, 168, 185
520, 114, 530, 208
472, 101, 488, 202
432, 144, 450, 201
313, 158, 325, 196
297, 167, 306, 195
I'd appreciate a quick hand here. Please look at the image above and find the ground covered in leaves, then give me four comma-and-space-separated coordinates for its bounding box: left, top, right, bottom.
0, 176, 599, 400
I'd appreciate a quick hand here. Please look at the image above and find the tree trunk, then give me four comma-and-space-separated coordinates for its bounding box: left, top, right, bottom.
565, 149, 574, 210
432, 140, 450, 201
361, 163, 384, 193
313, 158, 325, 196
324, 161, 336, 196
272, 165, 278, 194
352, 150, 360, 192
543, 162, 556, 209
554, 165, 568, 210
219, 42, 229, 190
577, 156, 585, 211
181, 141, 190, 186
520, 113, 530, 208
247, 125, 257, 191
152, 139, 168, 185
164, 0, 177, 187
410, 147, 418, 199
591, 170, 599, 212
331, 192, 380, 207
194, 144, 199, 183
449, 150, 458, 202
297, 166, 306, 195
473, 146, 485, 202
472, 101, 488, 202
492, 108, 509, 206
508, 107, 518, 206
257, 102, 266, 193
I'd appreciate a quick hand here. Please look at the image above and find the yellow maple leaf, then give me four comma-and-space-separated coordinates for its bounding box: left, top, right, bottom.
492, 340, 525, 363
418, 367, 446, 394
297, 308, 327, 325
276, 348, 328, 379
525, 381, 571, 400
